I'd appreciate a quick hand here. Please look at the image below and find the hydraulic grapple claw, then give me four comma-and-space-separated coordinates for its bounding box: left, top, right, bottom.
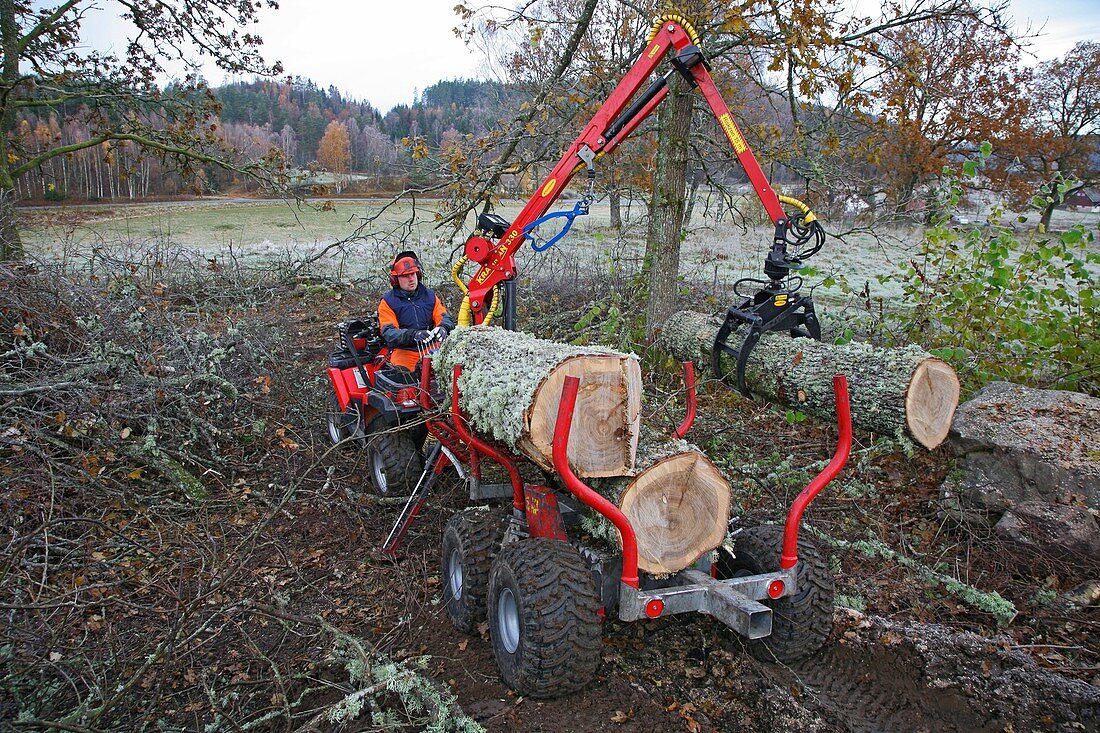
712, 289, 822, 397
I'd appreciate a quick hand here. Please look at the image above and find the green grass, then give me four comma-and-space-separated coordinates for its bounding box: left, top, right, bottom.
7, 195, 936, 314
26, 199, 415, 251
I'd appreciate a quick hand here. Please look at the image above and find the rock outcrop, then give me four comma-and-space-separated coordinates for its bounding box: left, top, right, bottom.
941, 381, 1100, 561
994, 501, 1100, 561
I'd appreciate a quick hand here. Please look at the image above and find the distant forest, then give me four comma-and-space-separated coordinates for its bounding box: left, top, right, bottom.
13, 77, 521, 200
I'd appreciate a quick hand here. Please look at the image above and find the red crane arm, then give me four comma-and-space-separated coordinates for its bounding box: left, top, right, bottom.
459, 15, 791, 324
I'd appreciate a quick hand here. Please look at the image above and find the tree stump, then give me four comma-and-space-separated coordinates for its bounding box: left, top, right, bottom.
659, 310, 959, 449
435, 326, 642, 477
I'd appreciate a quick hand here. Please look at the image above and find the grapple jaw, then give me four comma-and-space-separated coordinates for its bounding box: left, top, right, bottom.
711, 287, 821, 397
712, 208, 826, 396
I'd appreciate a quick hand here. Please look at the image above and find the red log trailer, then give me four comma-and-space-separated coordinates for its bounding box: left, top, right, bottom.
326, 14, 851, 698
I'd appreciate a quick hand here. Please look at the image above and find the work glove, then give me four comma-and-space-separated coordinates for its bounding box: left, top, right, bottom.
430, 325, 449, 342
412, 329, 433, 344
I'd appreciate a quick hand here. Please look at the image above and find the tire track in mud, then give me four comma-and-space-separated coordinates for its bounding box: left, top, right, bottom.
786, 611, 1099, 733
790, 637, 989, 732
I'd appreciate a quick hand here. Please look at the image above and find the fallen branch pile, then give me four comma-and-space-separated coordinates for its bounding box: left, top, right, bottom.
0, 251, 479, 731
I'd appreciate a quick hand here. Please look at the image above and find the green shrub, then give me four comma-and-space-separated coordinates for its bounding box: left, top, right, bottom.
43, 183, 68, 201
889, 143, 1099, 396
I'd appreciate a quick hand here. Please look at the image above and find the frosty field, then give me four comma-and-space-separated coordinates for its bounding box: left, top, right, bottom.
19, 195, 1098, 316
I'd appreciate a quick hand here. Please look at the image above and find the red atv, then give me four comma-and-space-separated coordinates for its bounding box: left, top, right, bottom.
324, 318, 431, 495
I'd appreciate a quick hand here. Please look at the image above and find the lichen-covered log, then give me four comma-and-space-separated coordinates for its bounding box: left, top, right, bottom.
584, 431, 731, 575
435, 325, 641, 477
659, 310, 959, 449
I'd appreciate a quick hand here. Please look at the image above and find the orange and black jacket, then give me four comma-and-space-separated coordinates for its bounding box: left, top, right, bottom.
377, 284, 454, 371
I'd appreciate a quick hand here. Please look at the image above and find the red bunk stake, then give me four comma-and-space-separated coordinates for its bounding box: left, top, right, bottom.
780, 374, 852, 570
673, 361, 697, 440
450, 365, 525, 512
553, 375, 640, 589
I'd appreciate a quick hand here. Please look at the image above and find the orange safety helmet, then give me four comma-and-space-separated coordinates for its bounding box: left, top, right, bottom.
389, 250, 422, 288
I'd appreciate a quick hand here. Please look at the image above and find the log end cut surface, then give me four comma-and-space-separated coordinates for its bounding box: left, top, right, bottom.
905, 358, 960, 449
525, 355, 642, 478
619, 452, 731, 574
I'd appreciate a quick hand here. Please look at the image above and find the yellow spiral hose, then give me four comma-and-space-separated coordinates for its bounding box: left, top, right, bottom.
450, 256, 498, 326
647, 13, 701, 46
778, 194, 818, 224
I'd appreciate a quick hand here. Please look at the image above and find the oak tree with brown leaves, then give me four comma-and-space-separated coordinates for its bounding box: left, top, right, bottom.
864, 13, 1028, 220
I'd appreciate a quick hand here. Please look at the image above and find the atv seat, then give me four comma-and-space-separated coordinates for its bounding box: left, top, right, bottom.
375, 365, 420, 391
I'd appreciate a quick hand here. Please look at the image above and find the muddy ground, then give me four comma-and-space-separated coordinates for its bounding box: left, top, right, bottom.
2, 271, 1096, 733
288, 481, 1099, 733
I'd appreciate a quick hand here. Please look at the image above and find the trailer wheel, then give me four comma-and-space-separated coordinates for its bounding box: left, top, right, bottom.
441, 509, 505, 633
326, 394, 357, 446
488, 538, 601, 698
719, 524, 834, 662
365, 417, 422, 496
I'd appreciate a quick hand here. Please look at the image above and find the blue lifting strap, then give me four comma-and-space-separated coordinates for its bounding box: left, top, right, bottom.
523, 200, 589, 252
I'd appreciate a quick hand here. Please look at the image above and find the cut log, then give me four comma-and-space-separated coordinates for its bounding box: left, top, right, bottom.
620, 441, 731, 574
435, 325, 642, 477
658, 310, 959, 449
586, 432, 732, 575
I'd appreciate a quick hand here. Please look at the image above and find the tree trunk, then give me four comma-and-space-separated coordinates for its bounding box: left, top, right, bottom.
683, 170, 701, 230
0, 185, 23, 261
0, 0, 24, 260
435, 326, 642, 477
643, 74, 693, 336
609, 188, 622, 230
658, 310, 960, 449
1039, 201, 1056, 233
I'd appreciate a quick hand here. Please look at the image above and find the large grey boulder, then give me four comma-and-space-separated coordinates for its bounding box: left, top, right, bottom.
994, 501, 1100, 561
941, 381, 1100, 521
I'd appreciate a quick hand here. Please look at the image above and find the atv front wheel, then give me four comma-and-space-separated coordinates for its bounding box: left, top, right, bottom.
487, 538, 601, 698
441, 509, 506, 633
364, 417, 422, 496
326, 394, 357, 446
717, 524, 834, 662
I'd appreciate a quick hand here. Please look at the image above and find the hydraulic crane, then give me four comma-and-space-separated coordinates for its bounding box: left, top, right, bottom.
451, 14, 826, 392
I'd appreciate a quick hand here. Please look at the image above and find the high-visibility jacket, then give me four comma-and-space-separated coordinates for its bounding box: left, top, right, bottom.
377, 284, 453, 370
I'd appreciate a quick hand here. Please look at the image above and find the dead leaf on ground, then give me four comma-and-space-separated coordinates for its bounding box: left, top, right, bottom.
881, 630, 903, 645
610, 709, 633, 723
